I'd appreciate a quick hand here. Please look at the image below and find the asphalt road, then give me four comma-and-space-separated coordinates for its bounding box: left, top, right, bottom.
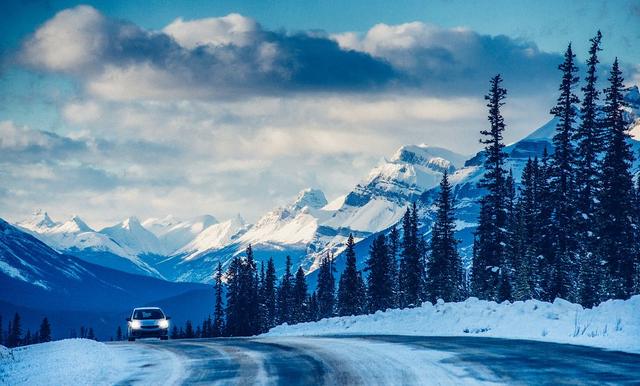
112, 335, 640, 385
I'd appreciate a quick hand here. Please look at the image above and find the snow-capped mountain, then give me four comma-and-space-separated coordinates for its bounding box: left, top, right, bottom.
142, 214, 218, 253
16, 211, 163, 278
100, 217, 165, 256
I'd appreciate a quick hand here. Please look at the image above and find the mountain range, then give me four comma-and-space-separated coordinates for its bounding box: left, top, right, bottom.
6, 86, 640, 288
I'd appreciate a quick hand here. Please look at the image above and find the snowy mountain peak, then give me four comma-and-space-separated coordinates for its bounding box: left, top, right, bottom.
58, 215, 93, 233
21, 209, 57, 230
121, 216, 143, 230
291, 188, 328, 211
390, 144, 466, 173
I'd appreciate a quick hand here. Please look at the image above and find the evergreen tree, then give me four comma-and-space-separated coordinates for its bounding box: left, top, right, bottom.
195, 325, 202, 338
548, 43, 580, 301
277, 256, 294, 324
213, 262, 225, 337
498, 170, 515, 302
307, 292, 319, 322
39, 317, 52, 343
597, 58, 635, 299
574, 33, 604, 307
536, 148, 556, 300
24, 330, 32, 346
262, 257, 277, 329
337, 234, 366, 316
471, 74, 509, 302
366, 234, 395, 313
291, 267, 309, 323
87, 328, 96, 340
170, 325, 179, 339
224, 256, 241, 336
427, 172, 463, 303
0, 315, 3, 346
316, 253, 336, 319
398, 205, 424, 307
116, 326, 123, 341
7, 313, 22, 348
237, 245, 259, 335
184, 321, 194, 338
388, 225, 400, 307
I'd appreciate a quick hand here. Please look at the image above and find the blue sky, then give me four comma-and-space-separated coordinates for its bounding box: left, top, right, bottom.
0, 0, 639, 226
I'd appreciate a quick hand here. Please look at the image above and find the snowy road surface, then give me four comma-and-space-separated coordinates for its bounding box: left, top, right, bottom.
110, 336, 640, 385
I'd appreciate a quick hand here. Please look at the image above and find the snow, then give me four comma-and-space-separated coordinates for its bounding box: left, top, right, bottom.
100, 216, 165, 255
178, 215, 247, 259
266, 296, 640, 353
0, 339, 186, 385
143, 214, 218, 253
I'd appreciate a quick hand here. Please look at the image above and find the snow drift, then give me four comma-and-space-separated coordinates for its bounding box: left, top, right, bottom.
266, 296, 640, 353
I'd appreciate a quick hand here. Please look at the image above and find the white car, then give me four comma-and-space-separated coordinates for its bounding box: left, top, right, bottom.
126, 307, 171, 341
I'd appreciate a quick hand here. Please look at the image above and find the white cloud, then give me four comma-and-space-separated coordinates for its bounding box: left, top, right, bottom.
163, 13, 259, 49
21, 5, 107, 72
63, 101, 103, 124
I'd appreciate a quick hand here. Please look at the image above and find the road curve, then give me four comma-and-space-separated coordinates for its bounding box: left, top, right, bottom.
111, 335, 640, 385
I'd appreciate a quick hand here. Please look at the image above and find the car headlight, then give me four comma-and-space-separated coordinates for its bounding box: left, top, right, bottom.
158, 319, 169, 329
130, 320, 141, 329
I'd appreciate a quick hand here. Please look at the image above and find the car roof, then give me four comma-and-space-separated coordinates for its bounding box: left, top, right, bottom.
133, 307, 163, 311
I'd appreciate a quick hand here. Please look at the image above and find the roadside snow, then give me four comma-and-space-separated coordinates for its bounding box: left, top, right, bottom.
0, 339, 186, 385
266, 296, 640, 353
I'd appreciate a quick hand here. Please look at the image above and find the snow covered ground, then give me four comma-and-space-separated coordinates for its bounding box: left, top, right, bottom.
266, 296, 640, 353
0, 339, 186, 385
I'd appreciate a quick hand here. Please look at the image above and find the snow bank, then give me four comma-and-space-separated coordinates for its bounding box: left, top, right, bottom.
266, 296, 640, 353
0, 339, 130, 385
0, 339, 186, 385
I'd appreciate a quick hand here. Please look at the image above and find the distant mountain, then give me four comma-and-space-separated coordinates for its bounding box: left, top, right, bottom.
0, 218, 213, 339
143, 214, 218, 253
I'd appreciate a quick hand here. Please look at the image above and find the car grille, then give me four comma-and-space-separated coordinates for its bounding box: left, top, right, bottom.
141, 325, 159, 329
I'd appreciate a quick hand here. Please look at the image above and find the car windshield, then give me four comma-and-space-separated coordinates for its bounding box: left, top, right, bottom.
133, 309, 164, 320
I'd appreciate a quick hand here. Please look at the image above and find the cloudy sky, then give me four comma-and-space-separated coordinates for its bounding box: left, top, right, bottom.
1, 0, 639, 227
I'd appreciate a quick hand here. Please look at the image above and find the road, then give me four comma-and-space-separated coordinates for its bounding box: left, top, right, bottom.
111, 335, 640, 385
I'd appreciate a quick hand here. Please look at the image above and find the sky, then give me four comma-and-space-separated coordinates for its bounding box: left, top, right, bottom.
1, 0, 639, 227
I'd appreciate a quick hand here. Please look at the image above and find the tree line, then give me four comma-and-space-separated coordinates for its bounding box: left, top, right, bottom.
471, 31, 640, 307
0, 313, 52, 348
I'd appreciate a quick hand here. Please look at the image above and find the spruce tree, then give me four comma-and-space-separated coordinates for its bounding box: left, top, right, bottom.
337, 234, 366, 316
471, 74, 508, 302
213, 262, 225, 337
548, 43, 580, 301
184, 321, 194, 338
308, 292, 319, 322
263, 258, 277, 329
398, 205, 424, 307
224, 257, 241, 336
171, 325, 179, 339
116, 326, 123, 341
597, 58, 635, 299
291, 267, 309, 323
39, 317, 52, 343
277, 256, 293, 324
426, 172, 463, 303
498, 170, 515, 302
366, 234, 395, 312
316, 253, 335, 319
388, 225, 400, 307
87, 328, 95, 340
7, 313, 22, 348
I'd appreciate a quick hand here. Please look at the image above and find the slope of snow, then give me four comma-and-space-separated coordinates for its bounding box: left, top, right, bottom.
143, 214, 218, 253
0, 339, 186, 385
100, 217, 165, 256
266, 296, 640, 353
178, 215, 247, 260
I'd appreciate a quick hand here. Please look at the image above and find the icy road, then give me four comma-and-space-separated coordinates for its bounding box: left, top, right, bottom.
110, 335, 640, 385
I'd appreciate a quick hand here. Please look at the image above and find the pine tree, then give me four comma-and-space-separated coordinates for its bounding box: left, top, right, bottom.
598, 58, 635, 299
7, 313, 22, 348
366, 234, 395, 313
277, 256, 293, 324
398, 205, 424, 307
291, 267, 308, 323
87, 328, 96, 340
237, 245, 259, 335
24, 330, 32, 346
307, 292, 319, 322
337, 234, 366, 316
427, 172, 463, 303
388, 225, 400, 307
471, 74, 509, 302
213, 262, 225, 337
184, 321, 194, 338
316, 253, 335, 319
195, 325, 202, 338
498, 170, 516, 302
116, 326, 123, 341
38, 317, 52, 343
171, 325, 179, 339
548, 43, 580, 301
224, 256, 241, 336
262, 257, 277, 329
